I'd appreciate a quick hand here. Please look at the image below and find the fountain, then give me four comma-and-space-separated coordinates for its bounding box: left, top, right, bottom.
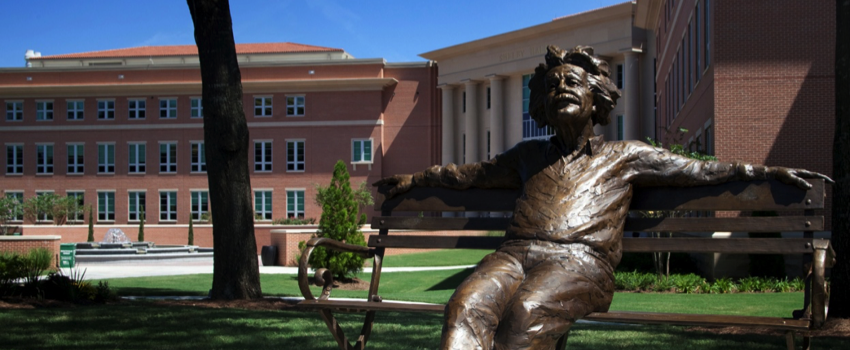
72, 228, 213, 265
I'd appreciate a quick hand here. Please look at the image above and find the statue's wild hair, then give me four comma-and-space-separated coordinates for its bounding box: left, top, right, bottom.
528, 45, 621, 127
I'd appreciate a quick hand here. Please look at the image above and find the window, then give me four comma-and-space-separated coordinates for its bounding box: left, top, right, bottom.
286, 190, 304, 219
522, 74, 554, 140
67, 100, 84, 120
159, 191, 177, 221
6, 144, 23, 174
190, 98, 203, 118
5, 192, 23, 221
191, 191, 209, 221
254, 97, 272, 116
286, 96, 305, 116
128, 99, 146, 119
617, 115, 624, 141
36, 144, 53, 174
6, 102, 22, 121
36, 191, 55, 222
97, 143, 115, 174
97, 100, 115, 120
128, 143, 146, 173
254, 141, 272, 172
705, 0, 711, 69
487, 130, 491, 159
128, 191, 146, 222
98, 191, 115, 222
286, 140, 304, 171
486, 87, 491, 110
352, 139, 372, 163
36, 101, 53, 121
160, 98, 177, 119
695, 4, 701, 79
66, 191, 84, 223
254, 191, 272, 220
704, 124, 714, 155
191, 142, 206, 173
462, 133, 466, 164
462, 91, 466, 113
160, 142, 177, 173
67, 144, 84, 174
616, 64, 624, 89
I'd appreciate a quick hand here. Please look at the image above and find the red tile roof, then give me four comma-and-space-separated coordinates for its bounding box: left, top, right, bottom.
31, 43, 344, 60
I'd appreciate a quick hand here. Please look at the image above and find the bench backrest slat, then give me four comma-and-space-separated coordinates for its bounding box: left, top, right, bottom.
371, 216, 823, 233
367, 235, 822, 254
375, 180, 825, 212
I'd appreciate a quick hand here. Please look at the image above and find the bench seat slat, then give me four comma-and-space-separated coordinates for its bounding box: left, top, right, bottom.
367, 236, 821, 254
297, 300, 810, 331
372, 216, 824, 233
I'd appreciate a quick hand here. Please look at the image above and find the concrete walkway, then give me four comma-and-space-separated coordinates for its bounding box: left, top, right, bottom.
61, 259, 475, 280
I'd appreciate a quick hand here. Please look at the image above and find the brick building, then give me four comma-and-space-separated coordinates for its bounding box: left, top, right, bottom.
1, 43, 439, 237
639, 0, 834, 181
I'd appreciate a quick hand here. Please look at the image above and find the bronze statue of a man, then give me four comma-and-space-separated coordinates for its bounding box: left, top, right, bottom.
377, 45, 830, 350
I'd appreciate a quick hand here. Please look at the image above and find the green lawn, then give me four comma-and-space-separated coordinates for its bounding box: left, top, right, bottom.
379, 249, 490, 267
1, 301, 845, 350
105, 268, 804, 318
14, 250, 839, 350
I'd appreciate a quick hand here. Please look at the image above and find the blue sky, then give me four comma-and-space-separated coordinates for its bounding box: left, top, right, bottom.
0, 0, 627, 68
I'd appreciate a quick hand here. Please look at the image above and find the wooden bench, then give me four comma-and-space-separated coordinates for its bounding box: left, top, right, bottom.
297, 179, 834, 350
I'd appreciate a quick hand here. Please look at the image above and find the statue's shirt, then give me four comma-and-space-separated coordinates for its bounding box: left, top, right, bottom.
423, 135, 740, 268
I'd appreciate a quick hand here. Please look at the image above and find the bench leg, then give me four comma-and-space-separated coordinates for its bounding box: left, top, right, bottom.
785, 331, 795, 350
802, 335, 811, 350
555, 330, 570, 350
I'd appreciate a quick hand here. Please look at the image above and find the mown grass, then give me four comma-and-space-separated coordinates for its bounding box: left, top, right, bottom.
379, 249, 489, 267
1, 300, 845, 350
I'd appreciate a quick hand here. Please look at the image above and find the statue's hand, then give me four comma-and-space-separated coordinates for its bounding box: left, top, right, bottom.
373, 174, 415, 199
773, 167, 834, 190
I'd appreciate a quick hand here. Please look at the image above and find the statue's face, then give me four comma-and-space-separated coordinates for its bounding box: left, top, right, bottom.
544, 64, 594, 127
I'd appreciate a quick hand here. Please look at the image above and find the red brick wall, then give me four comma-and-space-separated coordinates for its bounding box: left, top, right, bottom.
0, 236, 61, 267
0, 62, 439, 225
654, 0, 834, 226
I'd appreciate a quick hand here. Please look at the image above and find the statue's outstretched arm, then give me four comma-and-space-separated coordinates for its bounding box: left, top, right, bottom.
627, 143, 832, 189
375, 152, 522, 198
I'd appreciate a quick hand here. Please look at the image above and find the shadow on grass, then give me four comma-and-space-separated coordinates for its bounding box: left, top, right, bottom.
426, 268, 473, 291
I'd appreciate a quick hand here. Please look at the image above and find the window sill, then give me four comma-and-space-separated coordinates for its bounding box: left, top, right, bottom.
286, 170, 305, 173
128, 172, 146, 176
35, 173, 54, 176
66, 173, 84, 176
190, 171, 207, 175
350, 162, 373, 171
159, 172, 177, 175
97, 173, 115, 176
5, 173, 23, 176
254, 170, 272, 174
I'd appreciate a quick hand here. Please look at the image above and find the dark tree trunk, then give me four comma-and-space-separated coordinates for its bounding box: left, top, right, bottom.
832, 0, 850, 318
187, 0, 262, 300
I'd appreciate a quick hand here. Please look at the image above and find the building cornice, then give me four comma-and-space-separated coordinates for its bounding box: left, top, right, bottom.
419, 2, 633, 61
0, 78, 399, 98
0, 119, 385, 132
0, 58, 389, 73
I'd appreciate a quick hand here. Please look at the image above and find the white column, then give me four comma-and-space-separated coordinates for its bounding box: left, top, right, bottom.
624, 52, 641, 140
487, 75, 505, 158
463, 80, 479, 163
438, 84, 455, 166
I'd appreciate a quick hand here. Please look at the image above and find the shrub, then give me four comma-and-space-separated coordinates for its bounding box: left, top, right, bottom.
272, 217, 316, 225
0, 251, 25, 295
87, 205, 95, 242
673, 273, 705, 294
709, 277, 737, 294
0, 196, 23, 235
188, 215, 194, 245
308, 160, 367, 280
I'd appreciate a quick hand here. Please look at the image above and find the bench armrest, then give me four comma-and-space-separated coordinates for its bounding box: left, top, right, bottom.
298, 237, 375, 301
811, 239, 835, 329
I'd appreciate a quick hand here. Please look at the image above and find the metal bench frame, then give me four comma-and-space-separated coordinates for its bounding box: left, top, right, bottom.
298, 179, 834, 350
